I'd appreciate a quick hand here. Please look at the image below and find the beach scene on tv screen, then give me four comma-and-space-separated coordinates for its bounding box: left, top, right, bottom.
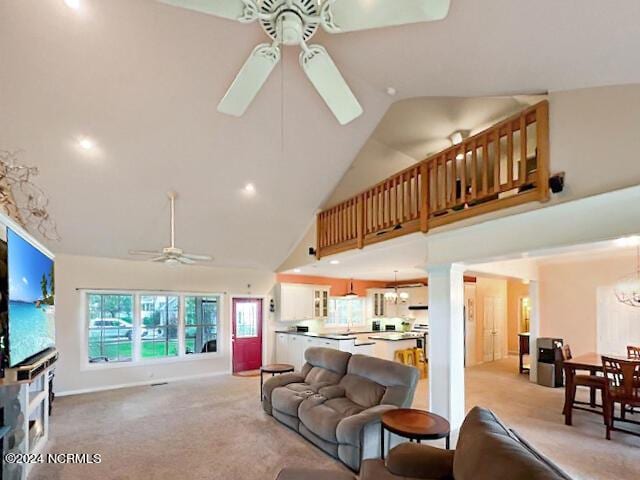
8, 228, 55, 366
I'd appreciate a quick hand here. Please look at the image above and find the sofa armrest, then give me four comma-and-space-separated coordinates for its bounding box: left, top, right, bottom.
336, 404, 398, 446
262, 373, 305, 401
386, 443, 454, 479
317, 385, 346, 400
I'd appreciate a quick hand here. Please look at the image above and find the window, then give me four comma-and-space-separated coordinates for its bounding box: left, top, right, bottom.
327, 297, 366, 327
235, 301, 258, 338
86, 291, 222, 366
87, 294, 133, 363
185, 296, 218, 354
140, 295, 179, 359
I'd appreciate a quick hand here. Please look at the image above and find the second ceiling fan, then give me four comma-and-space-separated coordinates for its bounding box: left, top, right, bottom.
159, 0, 450, 125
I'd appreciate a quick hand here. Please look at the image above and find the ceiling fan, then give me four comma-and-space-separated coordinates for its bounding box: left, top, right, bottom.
159, 0, 450, 125
129, 192, 213, 265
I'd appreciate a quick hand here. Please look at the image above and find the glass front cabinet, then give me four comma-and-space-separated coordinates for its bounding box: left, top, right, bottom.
313, 288, 330, 320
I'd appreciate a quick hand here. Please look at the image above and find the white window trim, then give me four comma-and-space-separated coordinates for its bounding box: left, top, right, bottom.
326, 297, 367, 327
81, 289, 225, 371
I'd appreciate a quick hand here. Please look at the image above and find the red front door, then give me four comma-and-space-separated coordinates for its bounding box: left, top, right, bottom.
232, 298, 263, 373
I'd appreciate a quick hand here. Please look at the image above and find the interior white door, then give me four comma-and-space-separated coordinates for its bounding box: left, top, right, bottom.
483, 296, 504, 362
464, 284, 477, 367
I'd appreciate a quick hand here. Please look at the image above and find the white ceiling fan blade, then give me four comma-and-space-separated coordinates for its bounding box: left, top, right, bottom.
322, 0, 450, 33
150, 256, 169, 262
177, 257, 197, 265
157, 0, 248, 21
129, 250, 163, 256
217, 43, 280, 117
181, 253, 213, 261
300, 45, 362, 125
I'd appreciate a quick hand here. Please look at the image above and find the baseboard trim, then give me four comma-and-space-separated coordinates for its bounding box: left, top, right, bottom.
56, 370, 230, 397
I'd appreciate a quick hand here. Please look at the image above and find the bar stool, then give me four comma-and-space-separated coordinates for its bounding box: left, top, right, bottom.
394, 348, 416, 367
413, 347, 428, 379
562, 344, 608, 423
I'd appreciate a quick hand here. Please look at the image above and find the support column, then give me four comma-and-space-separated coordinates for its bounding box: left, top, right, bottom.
427, 263, 466, 436
528, 281, 540, 384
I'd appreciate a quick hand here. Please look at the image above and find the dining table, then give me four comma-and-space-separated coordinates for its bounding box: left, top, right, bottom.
562, 352, 627, 425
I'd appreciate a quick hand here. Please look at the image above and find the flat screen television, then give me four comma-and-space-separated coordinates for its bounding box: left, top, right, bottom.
5, 228, 55, 367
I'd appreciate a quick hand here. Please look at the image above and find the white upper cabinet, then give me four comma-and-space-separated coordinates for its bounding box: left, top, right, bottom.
276, 283, 330, 322
367, 289, 387, 318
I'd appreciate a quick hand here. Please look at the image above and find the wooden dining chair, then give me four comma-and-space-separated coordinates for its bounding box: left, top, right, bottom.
562, 344, 608, 418
628, 345, 640, 359
601, 356, 640, 440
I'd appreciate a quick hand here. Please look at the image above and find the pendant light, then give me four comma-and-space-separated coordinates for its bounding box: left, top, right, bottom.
614, 245, 640, 307
385, 271, 409, 304
343, 279, 358, 299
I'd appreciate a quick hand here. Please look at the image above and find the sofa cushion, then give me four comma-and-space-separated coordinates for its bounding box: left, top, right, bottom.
272, 386, 315, 417
386, 443, 454, 479
276, 468, 355, 480
304, 347, 352, 376
454, 408, 568, 480
299, 396, 365, 443
339, 374, 385, 408
346, 355, 419, 407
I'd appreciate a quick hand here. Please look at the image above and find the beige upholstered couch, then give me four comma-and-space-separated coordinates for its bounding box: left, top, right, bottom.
276, 407, 573, 480
262, 347, 419, 471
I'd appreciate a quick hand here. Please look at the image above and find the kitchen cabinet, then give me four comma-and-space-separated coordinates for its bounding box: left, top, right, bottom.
313, 288, 330, 319
274, 333, 357, 370
277, 283, 314, 322
276, 284, 331, 322
367, 289, 387, 318
275, 333, 290, 363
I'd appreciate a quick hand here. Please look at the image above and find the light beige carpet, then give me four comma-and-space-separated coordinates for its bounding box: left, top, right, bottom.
31, 357, 639, 480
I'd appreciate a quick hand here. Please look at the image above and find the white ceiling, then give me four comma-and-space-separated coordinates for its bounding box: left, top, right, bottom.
1, 0, 640, 270
371, 96, 545, 160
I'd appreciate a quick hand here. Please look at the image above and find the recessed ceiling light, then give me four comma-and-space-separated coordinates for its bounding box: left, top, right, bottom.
293, 268, 301, 273
329, 260, 340, 265
243, 183, 256, 195
386, 87, 397, 96
78, 138, 94, 150
64, 0, 81, 10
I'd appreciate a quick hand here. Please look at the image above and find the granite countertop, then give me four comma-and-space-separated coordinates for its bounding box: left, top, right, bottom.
367, 333, 423, 342
275, 330, 358, 341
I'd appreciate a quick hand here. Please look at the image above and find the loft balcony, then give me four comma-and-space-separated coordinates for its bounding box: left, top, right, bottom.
316, 101, 550, 258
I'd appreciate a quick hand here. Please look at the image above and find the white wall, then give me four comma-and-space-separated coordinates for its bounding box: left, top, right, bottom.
538, 249, 640, 356
54, 254, 275, 395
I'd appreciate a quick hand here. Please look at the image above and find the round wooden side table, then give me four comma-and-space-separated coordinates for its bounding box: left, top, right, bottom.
380, 408, 451, 458
260, 363, 295, 400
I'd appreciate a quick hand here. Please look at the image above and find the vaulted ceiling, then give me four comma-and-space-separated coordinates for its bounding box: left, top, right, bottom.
1, 0, 639, 270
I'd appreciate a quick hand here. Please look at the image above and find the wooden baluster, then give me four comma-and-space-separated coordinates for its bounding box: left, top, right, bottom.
451, 152, 457, 206
493, 131, 501, 194
441, 155, 447, 210
399, 172, 405, 222
471, 142, 477, 201
420, 162, 429, 232
519, 116, 527, 185
460, 146, 467, 204
536, 101, 551, 202
357, 195, 364, 248
507, 124, 514, 189
415, 166, 421, 218
482, 136, 489, 196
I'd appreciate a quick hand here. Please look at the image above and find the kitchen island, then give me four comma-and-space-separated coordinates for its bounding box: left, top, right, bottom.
274, 330, 426, 369
367, 333, 424, 361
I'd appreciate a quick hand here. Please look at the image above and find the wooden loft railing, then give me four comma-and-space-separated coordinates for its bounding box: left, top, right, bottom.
316, 101, 550, 258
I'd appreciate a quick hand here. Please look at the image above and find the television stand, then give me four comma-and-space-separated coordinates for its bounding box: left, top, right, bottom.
1, 348, 57, 480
